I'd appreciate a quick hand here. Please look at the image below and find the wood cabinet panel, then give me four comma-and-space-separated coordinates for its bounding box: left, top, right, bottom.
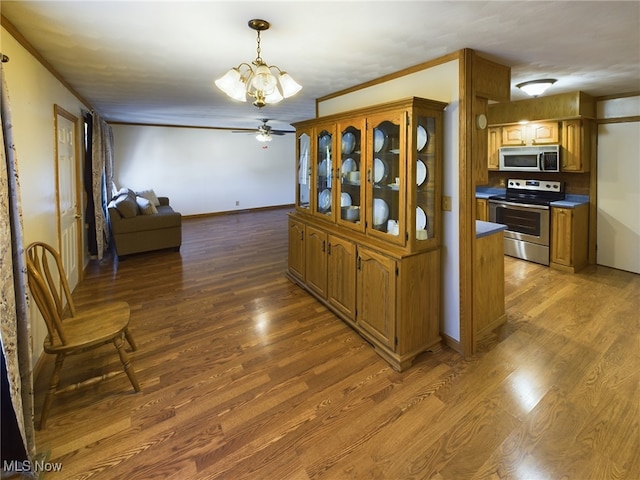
561, 119, 591, 172
487, 127, 501, 170
357, 247, 396, 349
288, 218, 305, 281
327, 235, 356, 320
502, 125, 527, 146
476, 198, 488, 221
530, 121, 559, 144
305, 225, 328, 298
550, 204, 588, 273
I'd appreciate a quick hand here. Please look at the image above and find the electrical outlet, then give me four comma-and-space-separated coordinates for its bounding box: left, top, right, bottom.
442, 195, 452, 211
235, 200, 240, 206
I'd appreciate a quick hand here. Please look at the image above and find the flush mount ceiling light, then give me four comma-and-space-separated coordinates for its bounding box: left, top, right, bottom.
215, 19, 302, 109
516, 79, 557, 97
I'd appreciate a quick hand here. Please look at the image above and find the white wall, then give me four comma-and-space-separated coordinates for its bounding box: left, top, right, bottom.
596, 96, 640, 273
112, 124, 295, 215
318, 60, 462, 341
2, 26, 89, 365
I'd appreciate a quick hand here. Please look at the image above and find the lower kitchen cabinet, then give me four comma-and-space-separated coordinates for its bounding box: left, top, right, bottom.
550, 204, 589, 273
476, 198, 489, 221
287, 215, 441, 371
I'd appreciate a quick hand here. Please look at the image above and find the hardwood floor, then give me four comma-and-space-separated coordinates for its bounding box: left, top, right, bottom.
33, 208, 639, 480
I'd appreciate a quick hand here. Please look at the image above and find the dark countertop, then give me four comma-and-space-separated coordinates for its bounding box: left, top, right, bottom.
476, 220, 507, 239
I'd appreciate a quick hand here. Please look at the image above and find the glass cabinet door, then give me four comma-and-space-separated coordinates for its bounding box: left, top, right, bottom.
314, 125, 336, 220
336, 119, 365, 231
296, 130, 311, 210
414, 114, 437, 244
366, 113, 406, 244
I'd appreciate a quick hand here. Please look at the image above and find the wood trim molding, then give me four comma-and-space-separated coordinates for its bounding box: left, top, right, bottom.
315, 51, 460, 107
596, 91, 640, 102
183, 204, 295, 220
1, 14, 92, 109
597, 115, 640, 124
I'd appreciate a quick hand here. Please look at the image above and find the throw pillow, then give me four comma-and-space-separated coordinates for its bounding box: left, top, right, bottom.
136, 196, 158, 215
113, 193, 138, 218
136, 189, 160, 207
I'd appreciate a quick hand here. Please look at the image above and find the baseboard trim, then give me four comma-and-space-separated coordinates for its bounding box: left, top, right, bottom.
184, 204, 294, 220
441, 332, 462, 354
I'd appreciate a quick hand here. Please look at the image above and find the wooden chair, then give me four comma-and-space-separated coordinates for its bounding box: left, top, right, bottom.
25, 242, 141, 429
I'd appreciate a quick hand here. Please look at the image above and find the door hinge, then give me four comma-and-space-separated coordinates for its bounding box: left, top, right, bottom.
396, 266, 399, 276
395, 336, 399, 347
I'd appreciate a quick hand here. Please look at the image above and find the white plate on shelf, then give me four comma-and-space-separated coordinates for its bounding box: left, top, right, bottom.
319, 134, 331, 151
416, 206, 427, 230
374, 128, 386, 153
373, 198, 389, 226
319, 189, 331, 210
341, 157, 356, 174
342, 132, 356, 154
373, 157, 387, 183
417, 125, 429, 151
416, 159, 428, 186
341, 192, 352, 207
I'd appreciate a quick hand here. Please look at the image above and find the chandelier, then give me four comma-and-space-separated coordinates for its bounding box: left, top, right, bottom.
215, 19, 302, 109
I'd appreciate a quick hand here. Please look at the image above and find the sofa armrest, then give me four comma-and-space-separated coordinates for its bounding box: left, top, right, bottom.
158, 197, 170, 206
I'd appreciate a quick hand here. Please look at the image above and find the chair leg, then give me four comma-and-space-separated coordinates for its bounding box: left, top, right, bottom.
114, 334, 141, 392
39, 353, 65, 430
124, 327, 137, 351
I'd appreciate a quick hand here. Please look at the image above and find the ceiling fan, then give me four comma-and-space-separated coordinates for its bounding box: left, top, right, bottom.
233, 119, 293, 142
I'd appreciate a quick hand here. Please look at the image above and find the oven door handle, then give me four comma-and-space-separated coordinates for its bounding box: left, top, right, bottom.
488, 199, 549, 210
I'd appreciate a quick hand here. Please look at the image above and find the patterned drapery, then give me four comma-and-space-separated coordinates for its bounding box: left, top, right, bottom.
90, 112, 115, 260
0, 63, 36, 474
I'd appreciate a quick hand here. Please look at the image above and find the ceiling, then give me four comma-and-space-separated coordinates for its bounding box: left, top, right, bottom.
2, 1, 639, 132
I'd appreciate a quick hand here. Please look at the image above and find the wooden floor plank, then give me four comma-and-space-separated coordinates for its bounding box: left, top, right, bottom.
31, 208, 640, 479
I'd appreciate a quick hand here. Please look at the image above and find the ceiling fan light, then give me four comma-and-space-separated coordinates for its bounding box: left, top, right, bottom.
215, 68, 247, 102
278, 72, 302, 98
516, 79, 557, 97
256, 132, 272, 142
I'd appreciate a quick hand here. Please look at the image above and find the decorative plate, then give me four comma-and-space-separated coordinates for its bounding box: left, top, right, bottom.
417, 125, 429, 151
373, 198, 389, 226
416, 159, 428, 186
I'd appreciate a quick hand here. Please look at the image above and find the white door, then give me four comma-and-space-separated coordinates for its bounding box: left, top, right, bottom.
55, 106, 81, 289
597, 121, 640, 274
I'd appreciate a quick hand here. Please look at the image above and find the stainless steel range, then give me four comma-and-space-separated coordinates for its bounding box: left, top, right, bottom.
488, 179, 565, 265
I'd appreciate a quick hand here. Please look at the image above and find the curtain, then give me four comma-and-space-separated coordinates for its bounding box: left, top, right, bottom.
0, 62, 37, 477
90, 112, 115, 260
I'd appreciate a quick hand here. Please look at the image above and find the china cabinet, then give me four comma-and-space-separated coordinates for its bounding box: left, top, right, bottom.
288, 97, 446, 371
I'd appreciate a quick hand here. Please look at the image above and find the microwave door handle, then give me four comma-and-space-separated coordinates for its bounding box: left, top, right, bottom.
539, 152, 543, 171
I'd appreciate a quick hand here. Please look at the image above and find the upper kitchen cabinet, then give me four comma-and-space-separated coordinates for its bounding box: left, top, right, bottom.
501, 121, 559, 146
561, 118, 592, 172
488, 91, 595, 173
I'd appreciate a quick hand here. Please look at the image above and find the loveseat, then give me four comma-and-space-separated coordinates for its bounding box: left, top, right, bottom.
107, 188, 182, 257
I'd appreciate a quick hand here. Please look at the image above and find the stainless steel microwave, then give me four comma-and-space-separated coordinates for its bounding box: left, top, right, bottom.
499, 145, 560, 172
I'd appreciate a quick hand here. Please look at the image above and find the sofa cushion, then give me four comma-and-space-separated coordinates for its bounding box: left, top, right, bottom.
113, 191, 138, 218
136, 189, 160, 207
136, 196, 158, 215
112, 207, 181, 234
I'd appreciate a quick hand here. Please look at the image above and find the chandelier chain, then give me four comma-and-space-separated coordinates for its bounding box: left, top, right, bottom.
254, 30, 263, 65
